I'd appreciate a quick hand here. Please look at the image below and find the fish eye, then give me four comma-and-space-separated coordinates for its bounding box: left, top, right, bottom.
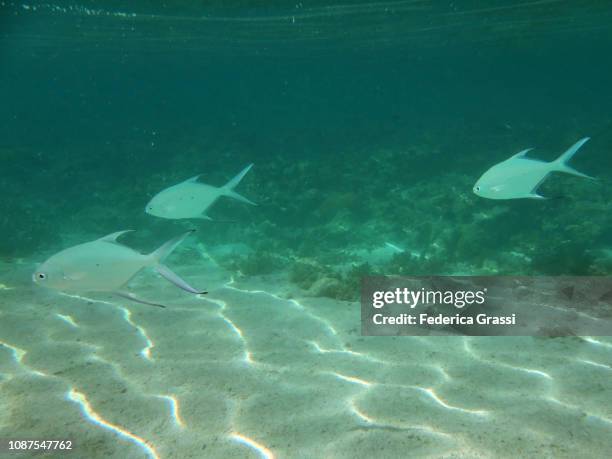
37, 273, 46, 280
475, 186, 481, 192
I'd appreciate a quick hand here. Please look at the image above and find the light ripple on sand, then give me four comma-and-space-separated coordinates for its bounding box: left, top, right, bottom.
1, 261, 612, 458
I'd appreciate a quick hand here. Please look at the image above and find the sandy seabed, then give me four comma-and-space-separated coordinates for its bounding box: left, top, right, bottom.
1, 255, 612, 459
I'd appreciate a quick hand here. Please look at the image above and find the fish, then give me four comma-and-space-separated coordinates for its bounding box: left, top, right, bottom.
32, 230, 206, 308
146, 164, 256, 220
473, 137, 594, 200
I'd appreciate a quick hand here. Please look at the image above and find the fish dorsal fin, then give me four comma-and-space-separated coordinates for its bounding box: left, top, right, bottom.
182, 175, 201, 184
511, 148, 533, 159
98, 230, 134, 244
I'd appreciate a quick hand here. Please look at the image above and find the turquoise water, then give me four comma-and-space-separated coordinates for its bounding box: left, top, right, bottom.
1, 1, 612, 458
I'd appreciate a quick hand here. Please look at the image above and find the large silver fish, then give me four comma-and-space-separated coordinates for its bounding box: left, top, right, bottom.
473, 137, 594, 200
146, 164, 256, 220
33, 230, 205, 308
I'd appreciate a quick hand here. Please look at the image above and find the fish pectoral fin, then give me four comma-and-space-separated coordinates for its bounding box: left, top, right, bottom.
156, 264, 207, 295
115, 291, 166, 308
529, 193, 548, 200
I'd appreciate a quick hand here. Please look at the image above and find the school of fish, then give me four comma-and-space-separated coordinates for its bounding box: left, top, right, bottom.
33, 137, 596, 307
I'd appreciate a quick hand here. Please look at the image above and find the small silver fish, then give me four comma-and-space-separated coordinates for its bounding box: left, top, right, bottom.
146, 164, 256, 220
33, 230, 205, 308
473, 137, 594, 200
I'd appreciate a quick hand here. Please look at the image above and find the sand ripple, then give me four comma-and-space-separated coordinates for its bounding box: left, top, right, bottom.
1, 261, 612, 458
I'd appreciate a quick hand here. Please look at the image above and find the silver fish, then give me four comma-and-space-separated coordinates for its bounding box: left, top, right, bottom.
146, 164, 256, 220
33, 230, 206, 308
473, 137, 594, 200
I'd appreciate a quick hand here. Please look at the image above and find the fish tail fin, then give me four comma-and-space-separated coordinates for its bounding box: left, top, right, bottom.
221, 164, 257, 205
553, 137, 595, 179
149, 230, 207, 295
150, 230, 195, 263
